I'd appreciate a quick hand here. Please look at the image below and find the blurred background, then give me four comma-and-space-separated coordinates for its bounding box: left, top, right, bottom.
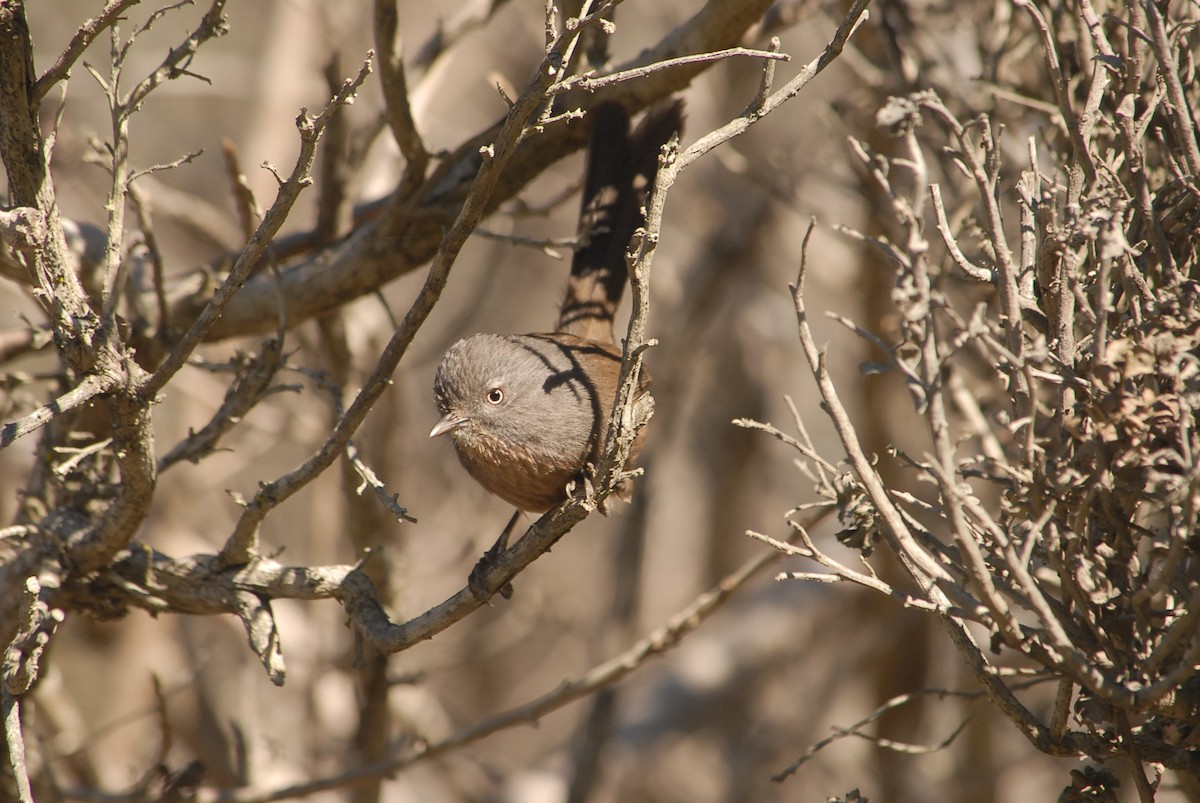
1, 0, 1179, 801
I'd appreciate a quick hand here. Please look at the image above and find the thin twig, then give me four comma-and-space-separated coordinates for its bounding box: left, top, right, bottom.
1, 374, 117, 449
771, 683, 1048, 783
2, 693, 33, 803
749, 526, 946, 615
930, 182, 993, 281
561, 46, 790, 94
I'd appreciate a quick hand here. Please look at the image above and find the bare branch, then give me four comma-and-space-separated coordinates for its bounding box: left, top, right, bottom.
33, 0, 141, 100
1, 374, 117, 449
373, 0, 429, 199
560, 46, 791, 94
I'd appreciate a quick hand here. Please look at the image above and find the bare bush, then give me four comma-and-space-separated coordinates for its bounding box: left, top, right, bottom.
745, 1, 1200, 800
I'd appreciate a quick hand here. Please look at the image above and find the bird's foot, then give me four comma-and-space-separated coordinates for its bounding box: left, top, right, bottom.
468, 510, 521, 602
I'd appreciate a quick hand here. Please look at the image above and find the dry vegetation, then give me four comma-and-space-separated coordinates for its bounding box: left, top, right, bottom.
1, 1, 1199, 802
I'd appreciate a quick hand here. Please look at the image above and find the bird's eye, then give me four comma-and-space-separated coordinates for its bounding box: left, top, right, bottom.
486, 388, 504, 405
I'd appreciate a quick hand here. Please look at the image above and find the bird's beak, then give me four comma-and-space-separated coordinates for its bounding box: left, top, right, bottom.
429, 413, 468, 438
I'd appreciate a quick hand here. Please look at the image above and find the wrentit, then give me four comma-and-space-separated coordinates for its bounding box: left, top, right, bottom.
430, 100, 683, 513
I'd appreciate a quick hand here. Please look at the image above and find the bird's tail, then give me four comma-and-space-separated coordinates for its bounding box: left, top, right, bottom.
557, 99, 685, 342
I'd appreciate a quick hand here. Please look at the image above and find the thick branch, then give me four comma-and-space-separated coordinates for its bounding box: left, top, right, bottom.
159, 0, 773, 342
0, 2, 97, 365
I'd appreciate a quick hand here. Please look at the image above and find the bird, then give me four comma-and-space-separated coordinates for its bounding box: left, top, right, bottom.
430, 100, 683, 519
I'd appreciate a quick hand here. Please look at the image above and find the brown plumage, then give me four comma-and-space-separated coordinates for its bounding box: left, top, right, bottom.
431, 100, 683, 512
